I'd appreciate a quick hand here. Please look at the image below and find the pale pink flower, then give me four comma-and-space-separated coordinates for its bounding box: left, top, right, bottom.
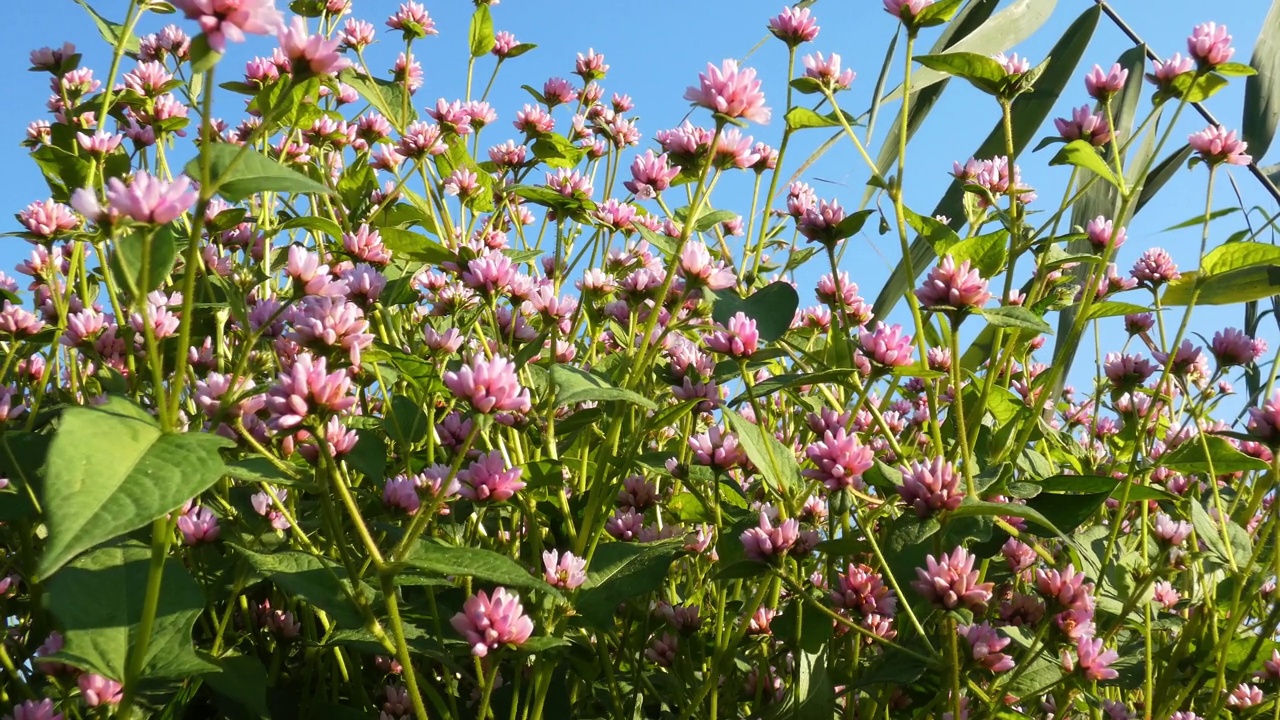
444, 354, 531, 414
386, 1, 437, 39
1189, 125, 1252, 166
859, 322, 914, 368
1188, 22, 1234, 68
959, 623, 1014, 673
542, 550, 587, 590
278, 17, 351, 76
1152, 53, 1194, 87
797, 198, 846, 243
78, 674, 123, 707
5, 699, 63, 720
684, 59, 771, 124
802, 52, 855, 91
804, 428, 873, 491
340, 18, 375, 49
883, 0, 934, 22
264, 352, 356, 429
459, 450, 525, 502
19, 199, 79, 238
178, 506, 220, 545
450, 587, 534, 657
898, 457, 963, 517
913, 547, 993, 610
688, 424, 747, 470
1211, 327, 1265, 367
678, 241, 735, 290
1086, 216, 1126, 250
1065, 637, 1118, 681
1085, 63, 1129, 99
1054, 105, 1111, 146
740, 509, 800, 561
916, 256, 991, 310
703, 311, 760, 358
768, 6, 819, 45
625, 150, 680, 199
492, 31, 519, 58
173, 0, 285, 53
89, 173, 198, 225
1130, 247, 1180, 286
993, 52, 1031, 75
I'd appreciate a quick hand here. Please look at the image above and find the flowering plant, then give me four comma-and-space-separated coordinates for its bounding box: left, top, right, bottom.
2, 1, 1280, 719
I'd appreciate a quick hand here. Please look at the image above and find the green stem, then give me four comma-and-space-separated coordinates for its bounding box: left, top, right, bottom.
116, 517, 174, 714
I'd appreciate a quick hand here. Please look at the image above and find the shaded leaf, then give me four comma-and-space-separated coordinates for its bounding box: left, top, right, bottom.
1243, 0, 1280, 159
550, 365, 656, 410
711, 281, 800, 343
574, 538, 685, 629
401, 541, 561, 598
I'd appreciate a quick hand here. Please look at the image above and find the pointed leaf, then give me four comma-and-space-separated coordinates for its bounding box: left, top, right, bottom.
711, 281, 799, 343
468, 4, 494, 57
232, 545, 372, 629
1244, 0, 1280, 159
401, 541, 562, 598
190, 144, 333, 201
723, 406, 802, 495
574, 538, 685, 629
978, 306, 1053, 334
1049, 140, 1119, 187
550, 365, 656, 409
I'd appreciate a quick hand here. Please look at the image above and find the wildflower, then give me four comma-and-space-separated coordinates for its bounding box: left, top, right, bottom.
383, 476, 421, 514
1130, 247, 1180, 287
18, 199, 78, 238
959, 623, 1014, 673
831, 563, 896, 617
278, 17, 351, 76
1085, 63, 1129, 100
898, 457, 963, 517
1065, 637, 1119, 681
883, 0, 935, 24
684, 59, 770, 124
802, 52, 855, 91
1188, 22, 1234, 69
1086, 216, 1126, 250
1248, 391, 1280, 446
386, 1, 437, 40
177, 506, 220, 545
1212, 327, 1266, 367
459, 450, 525, 502
797, 198, 846, 244
74, 173, 197, 225
913, 547, 993, 611
444, 355, 531, 414
804, 428, 873, 492
768, 6, 819, 45
915, 256, 991, 311
859, 322, 914, 369
172, 0, 284, 53
703, 312, 760, 358
689, 424, 747, 470
4, 699, 64, 720
1054, 105, 1111, 146
542, 550, 587, 590
740, 509, 800, 561
1189, 126, 1252, 167
78, 674, 124, 707
264, 352, 356, 430
450, 587, 534, 657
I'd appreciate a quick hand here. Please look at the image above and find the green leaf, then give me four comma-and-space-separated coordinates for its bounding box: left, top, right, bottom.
711, 281, 800, 343
913, 0, 965, 27
1035, 475, 1174, 502
723, 406, 802, 495
1162, 266, 1280, 306
468, 4, 495, 57
550, 365, 657, 410
978, 306, 1053, 334
530, 133, 585, 169
1026, 491, 1110, 536
903, 205, 962, 251
728, 368, 856, 406
1189, 499, 1248, 567
1170, 71, 1229, 102
188, 34, 221, 74
945, 229, 1008, 278
832, 209, 877, 240
383, 396, 428, 447
202, 655, 270, 718
110, 227, 178, 295
47, 542, 212, 681
1084, 301, 1151, 320
232, 545, 372, 629
1161, 207, 1239, 233
914, 51, 1009, 95
1243, 0, 1280, 159
950, 499, 1063, 537
190, 144, 333, 201
401, 541, 561, 598
784, 107, 858, 131
340, 70, 416, 132
72, 0, 139, 53
1201, 240, 1280, 277
376, 227, 451, 264
39, 398, 232, 578
278, 215, 344, 240
1161, 436, 1269, 474
1049, 140, 1119, 188
574, 538, 685, 629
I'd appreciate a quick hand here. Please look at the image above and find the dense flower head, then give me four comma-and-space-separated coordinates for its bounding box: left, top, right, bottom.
683, 59, 770, 124
804, 428, 873, 491
1247, 391, 1280, 446
264, 352, 356, 429
1187, 22, 1234, 68
74, 173, 197, 225
1188, 125, 1252, 166
173, 0, 285, 53
859, 322, 914, 369
542, 550, 587, 590
898, 457, 963, 517
450, 587, 534, 657
883, 0, 934, 22
625, 150, 680, 200
916, 256, 991, 310
703, 312, 760, 358
797, 198, 846, 244
19, 199, 79, 238
460, 450, 525, 502
689, 424, 747, 470
1086, 216, 1126, 250
1211, 327, 1266, 367
1085, 63, 1129, 99
913, 547, 994, 611
768, 6, 820, 46
279, 17, 351, 76
740, 509, 800, 561
831, 563, 896, 617
959, 623, 1015, 673
444, 354, 531, 414
802, 52, 855, 91
78, 673, 124, 707
994, 52, 1031, 76
5, 699, 64, 720
1130, 247, 1180, 287
387, 1, 437, 40
1054, 105, 1111, 146
1065, 637, 1119, 681
178, 506, 220, 545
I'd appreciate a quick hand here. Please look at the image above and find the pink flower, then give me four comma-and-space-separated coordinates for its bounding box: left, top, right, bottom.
959, 623, 1014, 673
831, 563, 896, 617
1085, 63, 1129, 99
177, 506, 220, 545
459, 450, 525, 502
444, 354, 531, 414
1153, 513, 1192, 546
859, 322, 914, 368
1066, 637, 1118, 681
5, 699, 63, 720
994, 52, 1031, 76
1226, 683, 1264, 710
492, 31, 519, 58
340, 18, 375, 49
916, 256, 991, 310
740, 509, 800, 561
19, 199, 79, 238
625, 150, 681, 200
387, 1, 437, 40
768, 6, 819, 45
1211, 327, 1266, 367
1248, 391, 1280, 445
543, 77, 578, 106
1054, 105, 1111, 146
450, 587, 534, 657
542, 550, 587, 590
678, 241, 735, 290
883, 0, 934, 22
1189, 125, 1252, 166
343, 224, 392, 265
1034, 564, 1093, 611
898, 457, 963, 517
278, 16, 351, 76
798, 198, 846, 244
77, 674, 124, 707
1152, 53, 1195, 88
1130, 247, 1180, 287
684, 59, 771, 124
804, 428, 873, 491
703, 312, 760, 358
1188, 22, 1234, 68
689, 424, 747, 470
382, 476, 421, 514
264, 352, 356, 430
913, 547, 993, 611
85, 173, 198, 225
574, 48, 608, 81
802, 52, 854, 91
173, 0, 284, 53
1086, 216, 1126, 250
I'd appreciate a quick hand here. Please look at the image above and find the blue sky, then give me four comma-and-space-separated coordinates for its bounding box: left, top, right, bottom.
2, 0, 1278, 412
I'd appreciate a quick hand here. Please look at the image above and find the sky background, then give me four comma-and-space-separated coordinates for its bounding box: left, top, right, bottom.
1, 0, 1278, 418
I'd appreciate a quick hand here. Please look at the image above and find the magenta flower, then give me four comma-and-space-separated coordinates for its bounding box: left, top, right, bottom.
689, 424, 747, 470
684, 59, 771, 124
5, 699, 63, 720
1189, 125, 1252, 166
1248, 391, 1280, 445
1211, 327, 1266, 367
1065, 636, 1119, 681
703, 312, 760, 358
78, 173, 197, 225
174, 0, 283, 52
883, 0, 934, 22
1187, 22, 1234, 68
382, 476, 421, 514
740, 509, 800, 562
1130, 247, 1180, 287
912, 547, 993, 611
802, 52, 855, 92
492, 31, 519, 58
959, 623, 1014, 673
1103, 352, 1156, 388
898, 457, 963, 517
77, 674, 124, 707
1034, 564, 1093, 611
1085, 63, 1129, 99
831, 563, 896, 617
278, 16, 351, 76
177, 506, 220, 545
460, 450, 525, 502
1086, 216, 1126, 250
387, 1, 437, 40
678, 241, 735, 290
264, 352, 356, 430
625, 150, 680, 200
859, 322, 914, 368
916, 256, 991, 311
450, 587, 534, 657
768, 6, 819, 46
444, 354, 531, 415
804, 428, 873, 492
542, 550, 587, 590
1226, 684, 1264, 710
797, 198, 846, 244
1054, 105, 1111, 146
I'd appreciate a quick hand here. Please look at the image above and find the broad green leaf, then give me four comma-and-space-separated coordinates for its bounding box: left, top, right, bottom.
692, 208, 740, 233
1160, 436, 1270, 474
873, 5, 1097, 321
711, 281, 799, 343
278, 215, 344, 240
1026, 490, 1110, 536
39, 398, 232, 578
1190, 499, 1250, 568
1049, 140, 1119, 187
723, 406, 802, 495
202, 655, 270, 718
110, 227, 178, 295
401, 541, 562, 598
232, 545, 372, 629
384, 395, 428, 447
1243, 0, 1280, 159
72, 0, 140, 53
1170, 71, 1229, 102
1084, 301, 1151, 320
47, 542, 212, 680
950, 499, 1063, 537
979, 306, 1053, 334
377, 227, 451, 264
530, 133, 585, 169
190, 144, 333, 201
784, 107, 857, 131
468, 4, 494, 57
1162, 266, 1280, 306
913, 51, 1009, 96
903, 205, 962, 251
340, 70, 416, 132
914, 0, 965, 27
550, 365, 657, 409
574, 538, 685, 629
945, 229, 1007, 278
1201, 241, 1280, 277
1035, 474, 1174, 502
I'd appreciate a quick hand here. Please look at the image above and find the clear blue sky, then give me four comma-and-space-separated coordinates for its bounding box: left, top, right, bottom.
3, 1, 1278, 410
